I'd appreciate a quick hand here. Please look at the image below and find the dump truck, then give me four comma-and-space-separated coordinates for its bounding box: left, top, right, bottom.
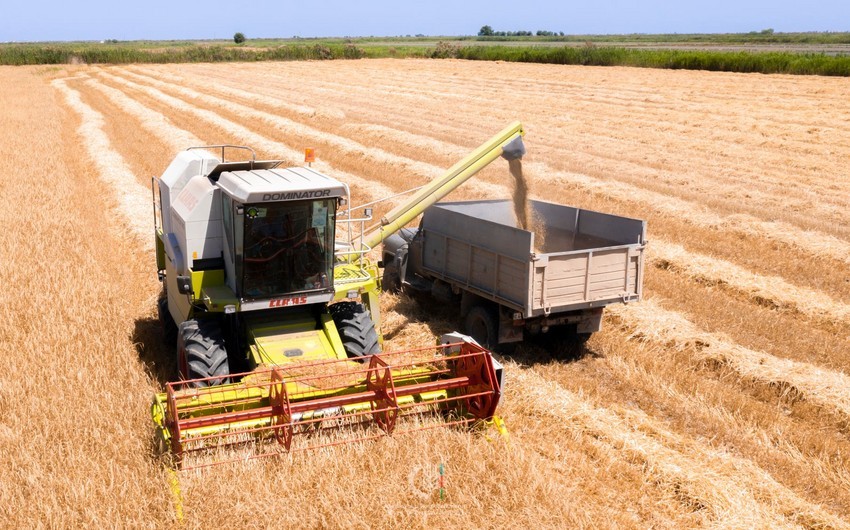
151, 124, 526, 469
381, 199, 646, 351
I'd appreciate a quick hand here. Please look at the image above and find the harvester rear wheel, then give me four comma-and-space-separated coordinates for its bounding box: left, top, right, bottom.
330, 302, 381, 359
177, 320, 230, 387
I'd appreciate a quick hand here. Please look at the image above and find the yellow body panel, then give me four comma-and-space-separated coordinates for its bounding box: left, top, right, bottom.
243, 311, 347, 366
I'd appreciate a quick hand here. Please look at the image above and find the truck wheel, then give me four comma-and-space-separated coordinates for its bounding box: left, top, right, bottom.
546, 326, 591, 360
382, 263, 401, 293
330, 302, 381, 359
158, 293, 177, 345
177, 320, 230, 387
464, 305, 498, 349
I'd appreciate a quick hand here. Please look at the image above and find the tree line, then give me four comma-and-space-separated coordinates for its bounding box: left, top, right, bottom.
478, 25, 564, 37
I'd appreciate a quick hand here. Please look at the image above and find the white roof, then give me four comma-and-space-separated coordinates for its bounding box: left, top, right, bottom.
217, 167, 347, 203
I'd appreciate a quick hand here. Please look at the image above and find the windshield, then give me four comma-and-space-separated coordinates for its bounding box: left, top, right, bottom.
240, 199, 334, 299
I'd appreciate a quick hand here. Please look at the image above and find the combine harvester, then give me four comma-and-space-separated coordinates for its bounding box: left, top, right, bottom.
150, 123, 526, 469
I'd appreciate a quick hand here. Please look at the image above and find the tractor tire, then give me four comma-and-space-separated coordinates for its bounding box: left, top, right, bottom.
330, 302, 381, 359
464, 304, 499, 349
158, 294, 177, 345
177, 320, 230, 387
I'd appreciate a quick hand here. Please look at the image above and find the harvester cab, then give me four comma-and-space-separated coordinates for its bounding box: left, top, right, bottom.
155, 146, 384, 381
151, 124, 525, 469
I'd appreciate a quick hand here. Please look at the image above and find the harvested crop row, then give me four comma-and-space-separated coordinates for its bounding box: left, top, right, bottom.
107, 67, 850, 275
142, 60, 840, 200
86, 70, 203, 150
92, 71, 400, 211
649, 239, 850, 327
513, 367, 848, 529
93, 70, 505, 214
52, 77, 152, 243
125, 65, 850, 281
539, 345, 850, 515
609, 299, 850, 425
328, 61, 850, 182
164, 60, 842, 230
112, 69, 445, 181
185, 59, 850, 159
643, 265, 850, 376
60, 74, 179, 191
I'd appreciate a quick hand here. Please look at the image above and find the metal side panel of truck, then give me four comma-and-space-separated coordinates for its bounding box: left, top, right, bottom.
418, 199, 646, 319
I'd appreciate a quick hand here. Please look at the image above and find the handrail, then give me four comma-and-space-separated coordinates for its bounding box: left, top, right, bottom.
186, 144, 257, 164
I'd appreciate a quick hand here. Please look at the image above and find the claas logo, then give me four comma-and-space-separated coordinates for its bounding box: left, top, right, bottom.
269, 296, 308, 308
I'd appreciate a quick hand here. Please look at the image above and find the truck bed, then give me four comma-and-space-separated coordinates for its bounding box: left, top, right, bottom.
419, 199, 646, 318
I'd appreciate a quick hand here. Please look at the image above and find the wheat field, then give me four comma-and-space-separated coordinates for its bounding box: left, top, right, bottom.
1, 58, 849, 528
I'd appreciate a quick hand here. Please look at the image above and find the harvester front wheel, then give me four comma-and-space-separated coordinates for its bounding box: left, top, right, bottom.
177, 320, 231, 387
330, 302, 381, 359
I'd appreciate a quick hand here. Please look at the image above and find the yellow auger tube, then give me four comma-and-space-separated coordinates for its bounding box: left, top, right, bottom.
359, 121, 525, 253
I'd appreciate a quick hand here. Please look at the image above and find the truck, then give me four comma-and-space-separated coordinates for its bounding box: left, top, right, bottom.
381, 198, 646, 351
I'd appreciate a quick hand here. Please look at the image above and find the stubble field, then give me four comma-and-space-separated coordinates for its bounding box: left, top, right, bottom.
2, 58, 849, 528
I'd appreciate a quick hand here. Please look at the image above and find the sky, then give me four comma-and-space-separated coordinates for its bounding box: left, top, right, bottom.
1, 0, 848, 42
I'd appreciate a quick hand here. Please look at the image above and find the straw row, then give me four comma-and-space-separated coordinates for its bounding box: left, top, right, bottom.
160, 61, 850, 225
513, 366, 848, 529
94, 71, 399, 207
609, 299, 850, 422
51, 77, 152, 246
649, 239, 850, 326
